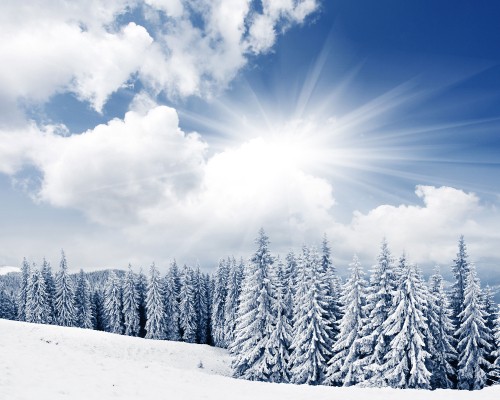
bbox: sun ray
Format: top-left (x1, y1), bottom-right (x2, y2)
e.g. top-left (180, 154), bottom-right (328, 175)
top-left (169, 48), bottom-right (500, 221)
top-left (294, 25), bottom-right (336, 119)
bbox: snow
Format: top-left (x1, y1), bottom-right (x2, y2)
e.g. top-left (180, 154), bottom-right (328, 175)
top-left (1, 319), bottom-right (499, 400)
top-left (0, 266), bottom-right (20, 275)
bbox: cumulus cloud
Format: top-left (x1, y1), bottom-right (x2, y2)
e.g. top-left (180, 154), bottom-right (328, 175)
top-left (330, 185), bottom-right (499, 268)
top-left (132, 136), bottom-right (336, 260)
top-left (4, 102), bottom-right (498, 270)
top-left (0, 106), bottom-right (207, 225)
top-left (0, 1), bottom-right (149, 112)
top-left (246, 0), bottom-right (318, 52)
top-left (1, 105), bottom-right (499, 269)
top-left (0, 0), bottom-right (319, 118)
top-left (139, 0), bottom-right (319, 98)
top-left (0, 112), bottom-right (336, 263)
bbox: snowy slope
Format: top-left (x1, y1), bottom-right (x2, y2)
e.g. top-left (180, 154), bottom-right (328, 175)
top-left (1, 319), bottom-right (499, 400)
top-left (0, 266), bottom-right (20, 275)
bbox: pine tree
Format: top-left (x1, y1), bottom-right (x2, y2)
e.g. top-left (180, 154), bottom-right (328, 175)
top-left (456, 264), bottom-right (491, 390)
top-left (289, 246), bottom-right (333, 385)
top-left (224, 257), bottom-right (244, 346)
top-left (166, 260), bottom-right (182, 339)
top-left (41, 259), bottom-right (56, 324)
top-left (145, 263), bottom-right (167, 340)
top-left (195, 268), bottom-right (210, 344)
top-left (0, 288), bottom-right (17, 320)
top-left (206, 274), bottom-right (214, 343)
top-left (267, 257), bottom-right (292, 383)
top-left (170, 259), bottom-right (181, 303)
top-left (354, 239), bottom-right (396, 384)
top-left (231, 228), bottom-right (275, 381)
top-left (490, 312), bottom-right (500, 385)
top-left (451, 236), bottom-right (470, 330)
top-left (325, 254), bottom-right (367, 386)
top-left (104, 271), bottom-right (123, 334)
top-left (321, 234), bottom-right (342, 347)
top-left (26, 265), bottom-right (51, 324)
top-left (211, 258), bottom-right (229, 347)
top-left (136, 268), bottom-right (148, 337)
top-left (450, 236), bottom-right (473, 387)
top-left (122, 265), bottom-right (140, 336)
top-left (54, 251), bottom-right (76, 327)
top-left (427, 268), bottom-right (456, 389)
top-left (379, 263), bottom-right (431, 389)
top-left (179, 265), bottom-right (197, 343)
top-left (92, 289), bottom-right (106, 331)
top-left (394, 252), bottom-right (408, 287)
top-left (75, 269), bottom-right (94, 329)
top-left (163, 269), bottom-right (181, 341)
top-left (482, 286), bottom-right (498, 385)
top-left (17, 258), bottom-right (30, 321)
top-left (283, 251), bottom-right (298, 323)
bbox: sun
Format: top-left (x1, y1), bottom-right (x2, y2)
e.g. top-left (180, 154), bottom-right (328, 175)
top-left (262, 126), bottom-right (323, 172)
top-left (225, 115), bottom-right (340, 178)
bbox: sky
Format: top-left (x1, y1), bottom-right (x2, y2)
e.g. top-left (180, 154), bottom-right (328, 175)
top-left (0, 0), bottom-right (499, 283)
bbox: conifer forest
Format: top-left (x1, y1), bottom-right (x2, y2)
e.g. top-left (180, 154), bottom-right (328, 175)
top-left (1, 230), bottom-right (499, 391)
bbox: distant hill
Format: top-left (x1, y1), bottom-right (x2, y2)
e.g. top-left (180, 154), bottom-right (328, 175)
top-left (0, 265), bottom-right (20, 275)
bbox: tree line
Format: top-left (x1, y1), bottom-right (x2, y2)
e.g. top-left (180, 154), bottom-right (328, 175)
top-left (0, 231), bottom-right (499, 390)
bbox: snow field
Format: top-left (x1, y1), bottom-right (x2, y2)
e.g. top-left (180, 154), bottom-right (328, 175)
top-left (1, 319), bottom-right (499, 400)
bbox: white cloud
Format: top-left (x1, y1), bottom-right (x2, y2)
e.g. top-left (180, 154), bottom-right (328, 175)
top-left (1, 107), bottom-right (499, 270)
top-left (0, 1), bottom-right (145, 112)
top-left (247, 14), bottom-right (276, 53)
top-left (132, 136), bottom-right (336, 260)
top-left (0, 111), bottom-right (336, 264)
top-left (70, 23), bottom-right (153, 112)
top-left (0, 0), bottom-right (319, 118)
top-left (330, 185), bottom-right (499, 268)
top-left (144, 0), bottom-right (184, 18)
top-left (0, 106), bottom-right (208, 226)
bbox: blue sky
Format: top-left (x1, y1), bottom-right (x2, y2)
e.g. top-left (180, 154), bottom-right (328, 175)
top-left (0, 1), bottom-right (499, 284)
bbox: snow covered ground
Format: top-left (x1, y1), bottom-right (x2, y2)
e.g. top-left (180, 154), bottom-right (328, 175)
top-left (1, 319), bottom-right (498, 400)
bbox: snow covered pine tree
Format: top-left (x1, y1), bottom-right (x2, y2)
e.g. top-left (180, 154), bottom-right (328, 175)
top-left (211, 258), bottom-right (229, 348)
top-left (145, 263), bottom-right (167, 340)
top-left (54, 251), bottom-right (77, 327)
top-left (179, 265), bottom-right (197, 343)
top-left (17, 258), bottom-right (30, 321)
top-left (354, 239), bottom-right (396, 385)
top-left (379, 262), bottom-right (431, 389)
top-left (122, 265), bottom-right (140, 336)
top-left (325, 254), bottom-right (367, 386)
top-left (163, 268), bottom-right (181, 341)
top-left (266, 257), bottom-right (292, 383)
top-left (104, 271), bottom-right (124, 334)
top-left (41, 259), bottom-right (56, 323)
top-left (26, 265), bottom-right (51, 324)
top-left (456, 263), bottom-right (491, 390)
top-left (427, 268), bottom-right (456, 389)
top-left (289, 246), bottom-right (333, 385)
top-left (231, 229), bottom-right (275, 381)
top-left (75, 269), bottom-right (94, 329)
top-left (224, 258), bottom-right (244, 346)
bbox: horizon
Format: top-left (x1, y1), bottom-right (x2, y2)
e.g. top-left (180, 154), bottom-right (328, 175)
top-left (2, 233), bottom-right (498, 299)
